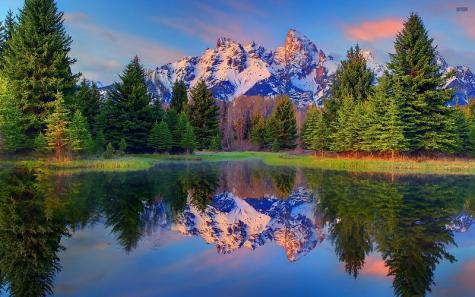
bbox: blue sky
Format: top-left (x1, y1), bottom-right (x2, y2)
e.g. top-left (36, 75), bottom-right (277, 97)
top-left (1, 0), bottom-right (474, 84)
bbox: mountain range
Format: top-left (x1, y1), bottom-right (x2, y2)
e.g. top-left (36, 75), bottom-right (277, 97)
top-left (140, 188), bottom-right (472, 262)
top-left (143, 29), bottom-right (475, 107)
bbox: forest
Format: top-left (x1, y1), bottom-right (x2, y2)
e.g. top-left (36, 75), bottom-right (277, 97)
top-left (1, 0), bottom-right (474, 161)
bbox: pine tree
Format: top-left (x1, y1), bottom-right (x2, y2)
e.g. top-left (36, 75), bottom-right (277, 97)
top-left (188, 79), bottom-right (219, 149)
top-left (74, 79), bottom-right (101, 131)
top-left (331, 44), bottom-right (374, 103)
top-left (118, 138), bottom-right (127, 156)
top-left (181, 122), bottom-right (197, 154)
top-left (149, 121), bottom-right (172, 152)
top-left (452, 107), bottom-right (471, 154)
top-left (104, 56), bottom-right (154, 152)
top-left (33, 132), bottom-right (48, 155)
top-left (103, 142), bottom-right (115, 159)
top-left (268, 95), bottom-right (297, 149)
top-left (209, 133), bottom-right (222, 151)
top-left (332, 96), bottom-right (356, 152)
top-left (1, 0), bottom-right (78, 144)
top-left (303, 107), bottom-right (330, 154)
top-left (174, 112), bottom-right (189, 152)
top-left (302, 107), bottom-right (319, 148)
top-left (3, 10), bottom-right (16, 42)
top-left (378, 97), bottom-right (408, 157)
top-left (387, 13), bottom-right (456, 153)
top-left (170, 80), bottom-right (188, 113)
top-left (165, 109), bottom-right (179, 150)
top-left (68, 110), bottom-right (93, 154)
top-left (249, 114), bottom-right (267, 149)
top-left (44, 93), bottom-right (70, 161)
top-left (0, 77), bottom-right (26, 152)
top-left (93, 129), bottom-right (106, 154)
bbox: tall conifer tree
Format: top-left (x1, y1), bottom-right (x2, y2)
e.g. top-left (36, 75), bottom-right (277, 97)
top-left (387, 13), bottom-right (456, 153)
top-left (170, 80), bottom-right (187, 113)
top-left (1, 0), bottom-right (78, 144)
top-left (188, 79), bottom-right (219, 149)
top-left (104, 56), bottom-right (154, 152)
top-left (268, 95), bottom-right (297, 149)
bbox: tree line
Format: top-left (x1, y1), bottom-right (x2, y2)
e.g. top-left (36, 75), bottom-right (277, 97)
top-left (302, 13), bottom-right (475, 157)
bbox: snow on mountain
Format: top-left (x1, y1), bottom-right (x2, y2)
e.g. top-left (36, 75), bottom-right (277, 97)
top-left (142, 188), bottom-right (324, 262)
top-left (141, 29), bottom-right (475, 107)
top-left (146, 29), bottom-right (333, 107)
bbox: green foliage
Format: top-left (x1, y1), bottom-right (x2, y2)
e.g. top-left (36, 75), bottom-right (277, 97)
top-left (0, 77), bottom-right (26, 152)
top-left (103, 142), bottom-right (115, 159)
top-left (44, 93), bottom-right (70, 160)
top-left (332, 97), bottom-right (356, 152)
top-left (180, 122), bottom-right (197, 154)
top-left (103, 56), bottom-right (154, 153)
top-left (165, 109), bottom-right (179, 150)
top-left (388, 13), bottom-right (456, 153)
top-left (303, 107), bottom-right (330, 152)
top-left (331, 44), bottom-right (374, 103)
top-left (250, 114), bottom-right (267, 149)
top-left (74, 79), bottom-right (101, 131)
top-left (0, 0), bottom-right (78, 143)
top-left (209, 133), bottom-right (222, 151)
top-left (119, 138), bottom-right (127, 153)
top-left (148, 121), bottom-right (172, 152)
top-left (33, 132), bottom-right (48, 155)
top-left (68, 110), bottom-right (93, 154)
top-left (188, 79), bottom-right (219, 149)
top-left (268, 95), bottom-right (297, 150)
top-left (93, 129), bottom-right (106, 154)
top-left (170, 80), bottom-right (188, 113)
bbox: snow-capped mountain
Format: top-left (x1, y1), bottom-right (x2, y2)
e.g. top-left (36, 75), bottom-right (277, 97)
top-left (147, 29), bottom-right (335, 107)
top-left (144, 29), bottom-right (475, 107)
top-left (142, 188), bottom-right (325, 262)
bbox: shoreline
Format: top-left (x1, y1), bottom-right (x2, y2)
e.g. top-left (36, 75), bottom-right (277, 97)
top-left (2, 151), bottom-right (475, 175)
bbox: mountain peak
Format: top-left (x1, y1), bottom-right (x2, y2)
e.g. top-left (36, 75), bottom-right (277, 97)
top-left (216, 37), bottom-right (240, 48)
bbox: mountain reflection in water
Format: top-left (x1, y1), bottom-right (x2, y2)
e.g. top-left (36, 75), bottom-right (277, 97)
top-left (0, 161), bottom-right (474, 297)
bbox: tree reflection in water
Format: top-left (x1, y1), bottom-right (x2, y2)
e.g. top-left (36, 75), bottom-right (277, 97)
top-left (0, 162), bottom-right (473, 297)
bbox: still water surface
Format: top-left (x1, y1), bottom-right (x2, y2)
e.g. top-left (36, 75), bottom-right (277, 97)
top-left (0, 160), bottom-right (474, 297)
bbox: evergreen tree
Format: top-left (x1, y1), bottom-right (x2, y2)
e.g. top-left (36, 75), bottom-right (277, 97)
top-left (188, 80), bottom-right (219, 149)
top-left (170, 80), bottom-right (187, 113)
top-left (93, 129), bottom-right (106, 154)
top-left (68, 110), bottom-right (93, 154)
top-left (268, 95), bottom-right (297, 149)
top-left (103, 142), bottom-right (115, 159)
top-left (33, 132), bottom-right (48, 155)
top-left (3, 10), bottom-right (16, 42)
top-left (249, 114), bottom-right (267, 149)
top-left (332, 97), bottom-right (355, 152)
top-left (180, 122), bottom-right (197, 154)
top-left (331, 44), bottom-right (374, 103)
top-left (118, 138), bottom-right (127, 156)
top-left (378, 97), bottom-right (408, 157)
top-left (303, 107), bottom-right (330, 154)
top-left (148, 121), bottom-right (172, 152)
top-left (174, 112), bottom-right (189, 152)
top-left (74, 79), bottom-right (101, 131)
top-left (452, 107), bottom-right (471, 154)
top-left (0, 77), bottom-right (26, 152)
top-left (165, 109), bottom-right (179, 150)
top-left (209, 133), bottom-right (222, 151)
top-left (44, 93), bottom-right (70, 161)
top-left (387, 13), bottom-right (456, 153)
top-left (1, 0), bottom-right (78, 144)
top-left (104, 56), bottom-right (154, 152)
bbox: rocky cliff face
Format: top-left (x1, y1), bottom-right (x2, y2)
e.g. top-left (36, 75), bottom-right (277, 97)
top-left (144, 29), bottom-right (475, 107)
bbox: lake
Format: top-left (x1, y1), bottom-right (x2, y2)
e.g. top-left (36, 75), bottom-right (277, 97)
top-left (0, 160), bottom-right (474, 297)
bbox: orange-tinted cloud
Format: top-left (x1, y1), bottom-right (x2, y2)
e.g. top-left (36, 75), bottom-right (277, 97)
top-left (360, 256), bottom-right (390, 277)
top-left (458, 261), bottom-right (475, 290)
top-left (344, 18), bottom-right (403, 41)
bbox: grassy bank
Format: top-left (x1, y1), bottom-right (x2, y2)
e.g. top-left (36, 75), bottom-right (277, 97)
top-left (3, 151), bottom-right (475, 174)
top-left (195, 151), bottom-right (475, 175)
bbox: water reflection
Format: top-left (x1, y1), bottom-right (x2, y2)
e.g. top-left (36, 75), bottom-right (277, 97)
top-left (0, 161), bottom-right (474, 297)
